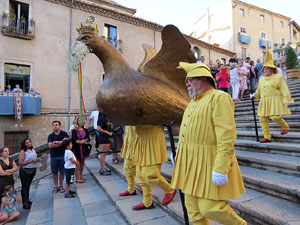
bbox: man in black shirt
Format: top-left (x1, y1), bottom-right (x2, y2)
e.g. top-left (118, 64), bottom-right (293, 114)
top-left (48, 120), bottom-right (69, 194)
top-left (229, 53), bottom-right (238, 64)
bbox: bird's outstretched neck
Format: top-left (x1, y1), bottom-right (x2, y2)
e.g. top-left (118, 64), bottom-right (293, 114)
top-left (91, 37), bottom-right (133, 76)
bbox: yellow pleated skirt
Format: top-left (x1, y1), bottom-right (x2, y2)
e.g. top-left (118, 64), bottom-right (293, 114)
top-left (120, 126), bottom-right (136, 160)
top-left (171, 142), bottom-right (245, 200)
top-left (133, 125), bottom-right (168, 166)
top-left (258, 96), bottom-right (291, 116)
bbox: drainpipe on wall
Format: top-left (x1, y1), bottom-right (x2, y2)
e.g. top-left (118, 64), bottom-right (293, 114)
top-left (67, 0), bottom-right (74, 131)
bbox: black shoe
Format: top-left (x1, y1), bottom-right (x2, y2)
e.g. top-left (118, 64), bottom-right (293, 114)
top-left (64, 193), bottom-right (75, 198)
top-left (26, 199), bottom-right (33, 206)
top-left (99, 170), bottom-right (111, 176)
top-left (69, 190), bottom-right (76, 195)
top-left (23, 203), bottom-right (31, 209)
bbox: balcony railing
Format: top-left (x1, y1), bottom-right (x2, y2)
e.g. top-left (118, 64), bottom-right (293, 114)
top-left (0, 92), bottom-right (42, 115)
top-left (259, 39), bottom-right (272, 49)
top-left (1, 16), bottom-right (35, 40)
top-left (238, 32), bottom-right (251, 44)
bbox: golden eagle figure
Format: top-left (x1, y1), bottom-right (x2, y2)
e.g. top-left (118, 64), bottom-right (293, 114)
top-left (77, 24), bottom-right (196, 125)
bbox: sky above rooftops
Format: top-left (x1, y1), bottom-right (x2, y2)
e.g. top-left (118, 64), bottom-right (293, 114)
top-left (115, 0), bottom-right (300, 35)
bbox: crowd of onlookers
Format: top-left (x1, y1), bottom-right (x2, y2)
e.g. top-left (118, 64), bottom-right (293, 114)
top-left (0, 108), bottom-right (123, 224)
top-left (198, 53), bottom-right (288, 101)
top-left (0, 84), bottom-right (39, 94)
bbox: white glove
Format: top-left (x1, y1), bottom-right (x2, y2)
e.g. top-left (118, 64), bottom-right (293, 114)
top-left (285, 104), bottom-right (288, 107)
top-left (249, 93), bottom-right (256, 99)
top-left (170, 152), bottom-right (175, 165)
top-left (212, 171), bottom-right (228, 185)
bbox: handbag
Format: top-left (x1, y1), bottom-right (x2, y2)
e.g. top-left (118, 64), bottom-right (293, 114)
top-left (83, 144), bottom-right (92, 156)
top-left (23, 167), bottom-right (36, 175)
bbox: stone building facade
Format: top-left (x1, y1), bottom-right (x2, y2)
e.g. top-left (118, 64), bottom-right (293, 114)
top-left (191, 0), bottom-right (300, 61)
top-left (0, 0), bottom-right (234, 153)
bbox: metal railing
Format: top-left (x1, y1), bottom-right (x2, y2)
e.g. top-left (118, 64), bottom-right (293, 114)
top-left (1, 16), bottom-right (35, 38)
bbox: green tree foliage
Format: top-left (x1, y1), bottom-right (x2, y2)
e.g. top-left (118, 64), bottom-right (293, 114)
top-left (285, 47), bottom-right (298, 69)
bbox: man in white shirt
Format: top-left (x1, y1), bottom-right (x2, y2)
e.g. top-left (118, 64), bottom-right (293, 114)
top-left (88, 106), bottom-right (99, 149)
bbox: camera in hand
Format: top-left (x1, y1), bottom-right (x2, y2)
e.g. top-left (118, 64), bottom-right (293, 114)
top-left (8, 189), bottom-right (16, 196)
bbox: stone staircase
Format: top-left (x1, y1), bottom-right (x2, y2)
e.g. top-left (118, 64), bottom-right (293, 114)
top-left (8, 79), bottom-right (300, 225)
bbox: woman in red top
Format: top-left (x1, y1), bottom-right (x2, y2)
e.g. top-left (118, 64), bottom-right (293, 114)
top-left (216, 65), bottom-right (230, 93)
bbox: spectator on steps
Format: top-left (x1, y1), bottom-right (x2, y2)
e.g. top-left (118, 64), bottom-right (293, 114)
top-left (230, 63), bottom-right (240, 102)
top-left (1, 185), bottom-right (21, 224)
top-left (251, 51), bottom-right (294, 143)
top-left (71, 116), bottom-right (91, 183)
top-left (97, 111), bottom-right (112, 176)
top-left (19, 138), bottom-right (40, 209)
top-left (0, 147), bottom-right (18, 198)
top-left (88, 106), bottom-right (100, 150)
top-left (216, 64), bottom-right (230, 93)
top-left (63, 139), bottom-right (79, 198)
top-left (48, 120), bottom-right (69, 194)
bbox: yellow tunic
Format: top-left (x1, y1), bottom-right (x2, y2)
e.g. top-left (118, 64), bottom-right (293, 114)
top-left (120, 126), bottom-right (136, 160)
top-left (133, 125), bottom-right (168, 166)
top-left (171, 89), bottom-right (245, 200)
top-left (255, 74), bottom-right (294, 116)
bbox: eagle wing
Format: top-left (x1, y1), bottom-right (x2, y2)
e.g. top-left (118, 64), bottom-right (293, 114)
top-left (142, 25), bottom-right (196, 100)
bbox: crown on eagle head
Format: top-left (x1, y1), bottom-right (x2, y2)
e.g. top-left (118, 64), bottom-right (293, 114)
top-left (76, 16), bottom-right (99, 35)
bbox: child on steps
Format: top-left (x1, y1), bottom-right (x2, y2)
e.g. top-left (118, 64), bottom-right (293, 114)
top-left (1, 185), bottom-right (21, 224)
top-left (63, 139), bottom-right (79, 198)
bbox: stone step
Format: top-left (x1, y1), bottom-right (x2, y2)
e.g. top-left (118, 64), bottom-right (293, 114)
top-left (235, 114), bottom-right (300, 122)
top-left (234, 139), bottom-right (300, 157)
top-left (234, 110), bottom-right (300, 116)
top-left (165, 149), bottom-right (300, 202)
top-left (75, 172), bottom-right (129, 225)
top-left (239, 166), bottom-right (300, 204)
top-left (103, 154), bottom-right (300, 225)
top-left (236, 121), bottom-right (300, 131)
top-left (84, 156), bottom-right (187, 225)
top-left (8, 182), bottom-right (39, 225)
top-left (53, 183), bottom-right (87, 225)
top-left (235, 150), bottom-right (300, 177)
top-left (26, 177), bottom-right (54, 225)
top-left (236, 130), bottom-right (300, 144)
top-left (234, 102), bottom-right (300, 113)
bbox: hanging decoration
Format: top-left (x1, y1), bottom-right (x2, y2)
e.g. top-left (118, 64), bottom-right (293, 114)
top-left (78, 63), bottom-right (87, 123)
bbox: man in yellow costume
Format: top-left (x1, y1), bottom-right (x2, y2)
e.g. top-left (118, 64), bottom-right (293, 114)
top-left (251, 50), bottom-right (294, 143)
top-left (119, 126), bottom-right (138, 196)
top-left (132, 125), bottom-right (176, 210)
top-left (171, 63), bottom-right (247, 225)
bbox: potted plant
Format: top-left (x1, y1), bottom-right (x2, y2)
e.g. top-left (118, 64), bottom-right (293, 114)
top-left (27, 29), bottom-right (32, 36)
top-left (11, 26), bottom-right (16, 32)
top-left (20, 13), bottom-right (26, 23)
top-left (2, 25), bottom-right (7, 32)
top-left (285, 46), bottom-right (300, 79)
top-left (2, 12), bottom-right (8, 19)
top-left (9, 13), bottom-right (16, 21)
top-left (30, 18), bottom-right (35, 25)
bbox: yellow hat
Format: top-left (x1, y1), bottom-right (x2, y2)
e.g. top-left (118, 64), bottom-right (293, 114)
top-left (261, 50), bottom-right (277, 73)
top-left (177, 62), bottom-right (216, 88)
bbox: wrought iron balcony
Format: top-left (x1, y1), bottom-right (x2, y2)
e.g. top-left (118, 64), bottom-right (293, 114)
top-left (1, 15), bottom-right (35, 40)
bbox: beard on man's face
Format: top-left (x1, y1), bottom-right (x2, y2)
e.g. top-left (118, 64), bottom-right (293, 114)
top-left (187, 87), bottom-right (197, 99)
